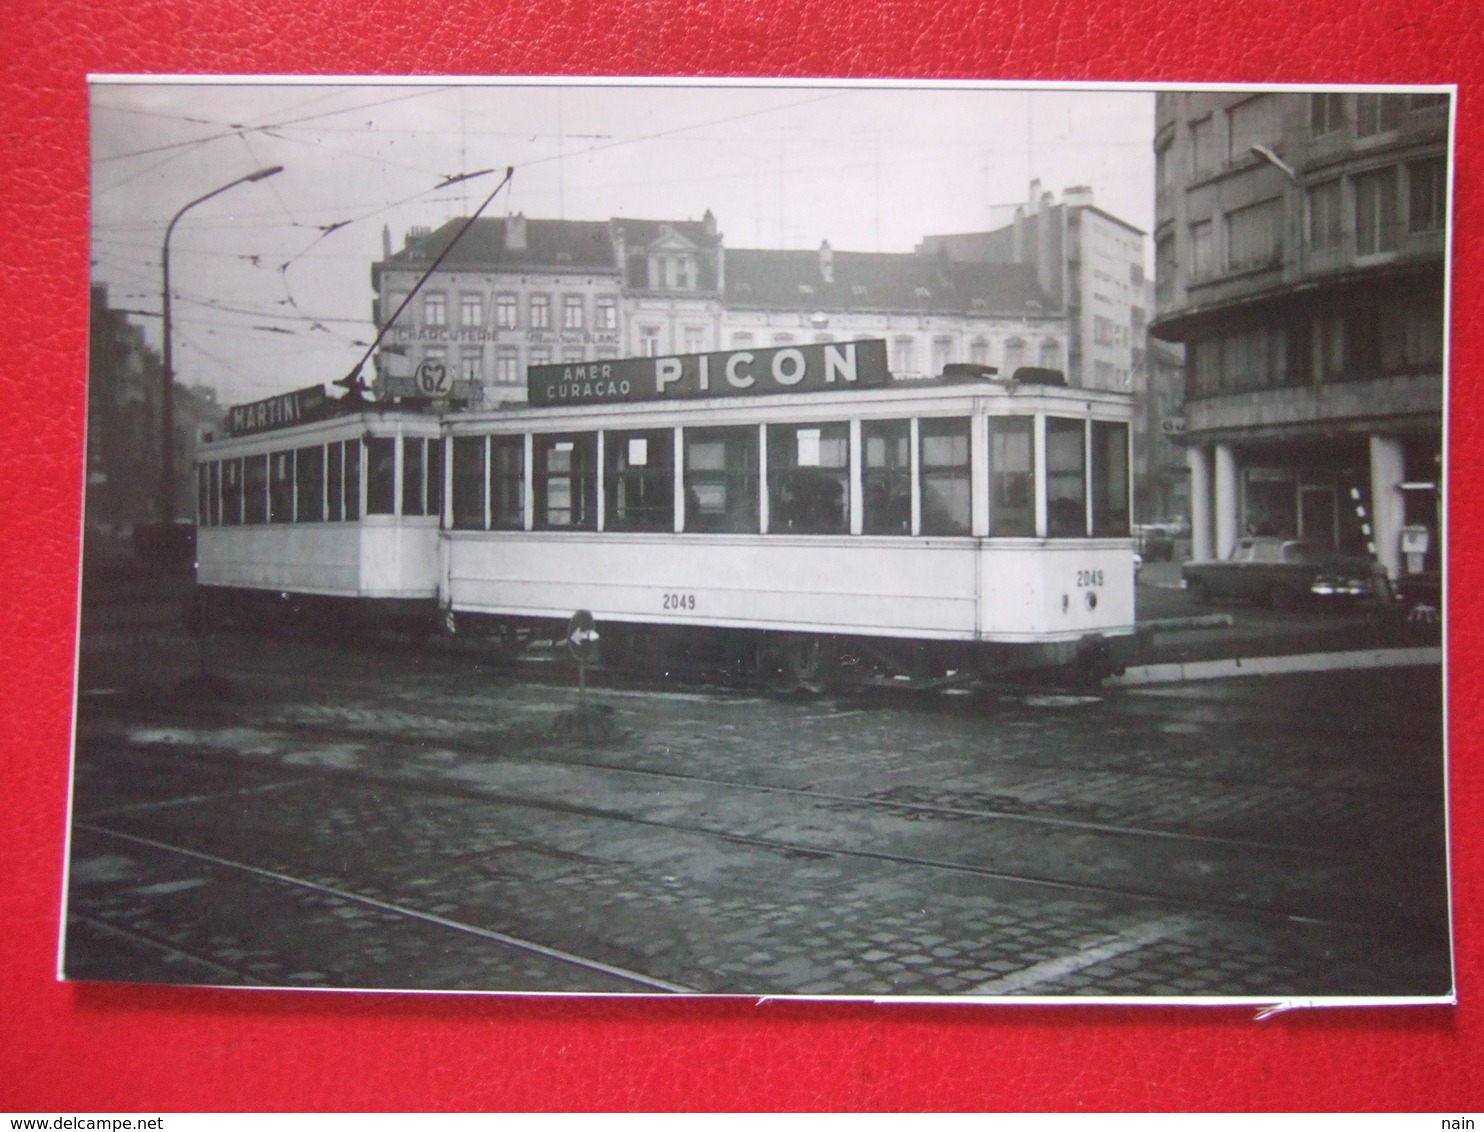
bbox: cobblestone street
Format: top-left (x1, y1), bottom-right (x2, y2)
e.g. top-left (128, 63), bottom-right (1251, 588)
top-left (63, 609), bottom-right (1451, 1001)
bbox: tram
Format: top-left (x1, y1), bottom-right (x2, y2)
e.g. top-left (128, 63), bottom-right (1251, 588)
top-left (439, 339), bottom-right (1138, 687)
top-left (193, 387), bottom-right (443, 631)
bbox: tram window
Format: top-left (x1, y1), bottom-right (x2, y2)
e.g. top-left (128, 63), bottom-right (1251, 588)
top-left (244, 455), bottom-right (268, 524)
top-left (269, 450), bottom-right (295, 524)
top-left (427, 438), bottom-right (444, 519)
top-left (327, 442), bottom-right (343, 522)
top-left (222, 458), bottom-right (243, 526)
top-left (767, 422), bottom-right (848, 534)
top-left (366, 437), bottom-right (396, 515)
top-left (295, 445), bottom-right (324, 522)
top-left (605, 428), bottom-right (673, 532)
top-left (534, 433), bottom-right (597, 530)
top-left (1091, 420), bottom-right (1131, 537)
top-left (1046, 417), bottom-right (1088, 538)
top-left (919, 417), bottom-right (972, 536)
top-left (988, 417), bottom-right (1035, 537)
top-left (402, 437), bottom-right (426, 516)
top-left (863, 419), bottom-right (911, 535)
top-left (208, 460), bottom-right (221, 527)
top-left (344, 439), bottom-right (361, 521)
top-left (684, 426), bottom-right (758, 533)
top-left (197, 465), bottom-right (210, 526)
top-left (451, 435), bottom-right (487, 529)
top-left (490, 436), bottom-right (525, 529)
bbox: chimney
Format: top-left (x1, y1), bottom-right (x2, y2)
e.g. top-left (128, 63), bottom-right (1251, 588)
top-left (1063, 184), bottom-right (1095, 209)
top-left (613, 225), bottom-right (627, 277)
top-left (382, 225), bottom-right (392, 260)
top-left (506, 212), bottom-right (527, 251)
top-left (716, 244), bottom-right (725, 293)
top-left (1028, 179), bottom-right (1044, 212)
top-left (818, 240), bottom-right (834, 284)
top-left (703, 208), bottom-right (717, 237)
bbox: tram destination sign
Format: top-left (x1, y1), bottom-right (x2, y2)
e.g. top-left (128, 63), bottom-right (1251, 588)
top-left (226, 384), bottom-right (328, 437)
top-left (527, 338), bottom-right (889, 407)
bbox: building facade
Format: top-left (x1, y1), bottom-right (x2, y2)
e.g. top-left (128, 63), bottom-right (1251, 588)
top-left (1150, 90), bottom-right (1448, 579)
top-left (370, 214), bottom-right (1064, 402)
top-left (720, 242), bottom-right (1063, 378)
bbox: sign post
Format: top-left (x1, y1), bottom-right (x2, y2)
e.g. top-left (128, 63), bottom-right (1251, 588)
top-left (553, 610), bottom-right (616, 742)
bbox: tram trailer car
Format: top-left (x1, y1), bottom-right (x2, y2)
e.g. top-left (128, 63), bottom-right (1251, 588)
top-left (440, 339), bottom-right (1138, 688)
top-left (194, 390), bottom-right (444, 633)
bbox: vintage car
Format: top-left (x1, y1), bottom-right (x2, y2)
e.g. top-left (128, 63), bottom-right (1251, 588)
top-left (1181, 537), bottom-right (1389, 609)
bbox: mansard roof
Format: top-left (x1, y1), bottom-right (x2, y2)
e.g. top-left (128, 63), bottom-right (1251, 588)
top-left (723, 248), bottom-right (1058, 316)
top-left (377, 217), bottom-right (620, 277)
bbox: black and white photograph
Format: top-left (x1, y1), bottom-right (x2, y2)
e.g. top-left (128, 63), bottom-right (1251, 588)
top-left (69, 78), bottom-right (1451, 1002)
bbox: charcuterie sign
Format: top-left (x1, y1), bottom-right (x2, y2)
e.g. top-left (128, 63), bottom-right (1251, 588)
top-left (528, 338), bottom-right (889, 407)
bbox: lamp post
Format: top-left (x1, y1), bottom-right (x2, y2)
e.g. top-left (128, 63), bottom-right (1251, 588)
top-left (159, 165), bottom-right (283, 525)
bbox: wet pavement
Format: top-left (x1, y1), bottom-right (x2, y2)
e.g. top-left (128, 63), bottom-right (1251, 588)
top-left (63, 583), bottom-right (1452, 1000)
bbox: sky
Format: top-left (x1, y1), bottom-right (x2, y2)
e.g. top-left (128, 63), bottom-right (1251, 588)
top-left (90, 79), bottom-right (1157, 407)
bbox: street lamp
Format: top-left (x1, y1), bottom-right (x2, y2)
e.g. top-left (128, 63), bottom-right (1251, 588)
top-left (159, 164), bottom-right (284, 525)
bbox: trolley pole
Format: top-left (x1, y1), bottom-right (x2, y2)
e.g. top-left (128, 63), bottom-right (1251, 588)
top-left (159, 165), bottom-right (283, 526)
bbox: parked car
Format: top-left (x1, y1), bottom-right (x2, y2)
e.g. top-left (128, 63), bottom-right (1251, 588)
top-left (1181, 537), bottom-right (1390, 609)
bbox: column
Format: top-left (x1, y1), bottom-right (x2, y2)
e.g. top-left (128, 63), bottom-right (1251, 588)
top-left (1369, 434), bottom-right (1406, 579)
top-left (1187, 444), bottom-right (1213, 562)
top-left (1214, 443), bottom-right (1239, 560)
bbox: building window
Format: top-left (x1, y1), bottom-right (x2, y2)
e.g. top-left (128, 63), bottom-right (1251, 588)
top-left (423, 292), bottom-right (447, 327)
top-left (862, 419), bottom-right (910, 535)
top-left (530, 294), bottom-right (551, 329)
top-left (495, 293), bottom-right (518, 329)
top-left (460, 293), bottom-right (483, 327)
top-left (1380, 298), bottom-right (1444, 375)
top-left (988, 417), bottom-right (1035, 537)
top-left (919, 417), bottom-right (971, 536)
top-left (1190, 116), bottom-right (1217, 178)
top-left (490, 436), bottom-right (524, 529)
top-left (605, 429), bottom-right (674, 532)
top-left (1046, 418), bottom-right (1088, 538)
top-left (494, 348), bottom-right (520, 385)
top-left (533, 434), bottom-right (596, 530)
top-left (1226, 199), bottom-right (1282, 271)
top-left (451, 435), bottom-right (486, 530)
top-left (528, 346), bottom-right (551, 368)
top-left (1039, 339), bottom-right (1060, 370)
top-left (1003, 337), bottom-right (1027, 375)
top-left (969, 338), bottom-right (990, 367)
top-left (1228, 95), bottom-right (1277, 162)
top-left (1409, 158), bottom-right (1447, 233)
top-left (931, 337), bottom-right (953, 376)
top-left (1307, 180), bottom-right (1343, 249)
top-left (683, 326), bottom-right (706, 354)
top-left (562, 294), bottom-right (584, 330)
top-left (596, 296), bottom-right (618, 330)
top-left (772, 332), bottom-right (795, 346)
top-left (732, 331), bottom-right (755, 348)
top-left (892, 336), bottom-right (915, 374)
top-left (767, 422), bottom-right (849, 535)
top-left (1355, 166), bottom-right (1400, 255)
top-left (1190, 220), bottom-right (1215, 279)
top-left (684, 426), bottom-right (758, 533)
top-left (1356, 93), bottom-right (1405, 137)
top-left (639, 327), bottom-right (660, 357)
top-left (1311, 93), bottom-right (1346, 136)
top-left (384, 292), bottom-right (410, 326)
top-left (460, 349), bottom-right (483, 382)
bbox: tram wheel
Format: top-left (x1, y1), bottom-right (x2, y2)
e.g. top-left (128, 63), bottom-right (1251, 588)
top-left (776, 633), bottom-right (838, 693)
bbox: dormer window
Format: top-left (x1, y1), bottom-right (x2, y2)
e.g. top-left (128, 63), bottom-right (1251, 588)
top-left (851, 284), bottom-right (868, 297)
top-left (798, 283), bottom-right (814, 295)
top-left (914, 286), bottom-right (932, 299)
top-left (648, 253), bottom-right (696, 290)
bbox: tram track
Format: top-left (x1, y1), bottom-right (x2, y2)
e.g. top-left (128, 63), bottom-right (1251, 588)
top-left (71, 821), bottom-right (695, 993)
top-left (76, 731), bottom-right (1418, 938)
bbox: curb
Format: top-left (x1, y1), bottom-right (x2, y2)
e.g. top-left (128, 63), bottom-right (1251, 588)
top-left (1109, 645), bottom-right (1442, 687)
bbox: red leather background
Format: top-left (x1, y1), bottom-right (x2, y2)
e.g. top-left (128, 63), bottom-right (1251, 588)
top-left (3, 0), bottom-right (1481, 1111)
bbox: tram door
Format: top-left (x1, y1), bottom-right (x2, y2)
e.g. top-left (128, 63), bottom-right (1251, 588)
top-left (1299, 485), bottom-right (1337, 550)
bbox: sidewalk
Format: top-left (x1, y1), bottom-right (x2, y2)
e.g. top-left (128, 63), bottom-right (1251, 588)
top-left (1120, 560), bottom-right (1442, 685)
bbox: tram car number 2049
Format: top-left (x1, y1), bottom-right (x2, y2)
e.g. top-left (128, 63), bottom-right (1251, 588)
top-left (662, 592), bottom-right (698, 611)
top-left (1076, 569), bottom-right (1106, 588)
